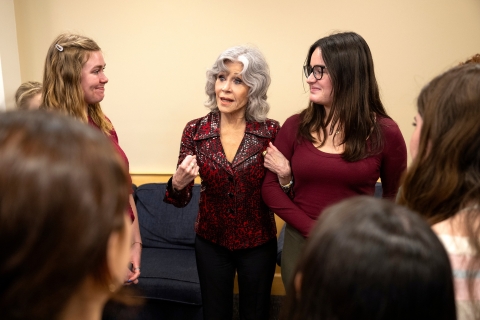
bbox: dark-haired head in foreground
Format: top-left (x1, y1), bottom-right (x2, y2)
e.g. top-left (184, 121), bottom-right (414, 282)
top-left (0, 110), bottom-right (132, 320)
top-left (281, 196), bottom-right (456, 320)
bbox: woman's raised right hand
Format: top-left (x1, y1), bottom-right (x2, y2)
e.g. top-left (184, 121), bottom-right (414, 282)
top-left (172, 155), bottom-right (199, 191)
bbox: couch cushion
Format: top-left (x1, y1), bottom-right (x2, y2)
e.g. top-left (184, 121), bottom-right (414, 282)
top-left (135, 183), bottom-right (200, 250)
top-left (135, 247), bottom-right (202, 305)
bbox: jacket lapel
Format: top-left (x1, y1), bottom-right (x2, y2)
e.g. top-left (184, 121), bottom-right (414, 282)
top-left (194, 112), bottom-right (274, 172)
top-left (194, 112), bottom-right (233, 175)
top-left (231, 120), bottom-right (272, 168)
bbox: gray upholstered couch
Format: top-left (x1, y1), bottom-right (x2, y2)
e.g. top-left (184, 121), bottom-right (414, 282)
top-left (103, 183), bottom-right (203, 320)
top-left (134, 182), bottom-right (202, 319)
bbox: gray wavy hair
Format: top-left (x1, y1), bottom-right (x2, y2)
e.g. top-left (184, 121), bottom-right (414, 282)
top-left (204, 45), bottom-right (271, 122)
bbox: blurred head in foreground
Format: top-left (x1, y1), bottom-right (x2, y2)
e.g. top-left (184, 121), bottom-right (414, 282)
top-left (0, 110), bottom-right (132, 320)
top-left (281, 196), bottom-right (456, 320)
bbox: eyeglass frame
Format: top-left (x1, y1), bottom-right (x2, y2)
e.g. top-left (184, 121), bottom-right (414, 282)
top-left (303, 65), bottom-right (327, 81)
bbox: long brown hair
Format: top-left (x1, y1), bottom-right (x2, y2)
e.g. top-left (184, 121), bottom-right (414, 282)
top-left (299, 32), bottom-right (389, 162)
top-left (398, 64), bottom-right (480, 223)
top-left (398, 63), bottom-right (480, 316)
top-left (0, 110), bottom-right (130, 320)
top-left (41, 33), bottom-right (113, 134)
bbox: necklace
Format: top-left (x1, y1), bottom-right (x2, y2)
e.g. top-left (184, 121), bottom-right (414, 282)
top-left (314, 129), bottom-right (342, 149)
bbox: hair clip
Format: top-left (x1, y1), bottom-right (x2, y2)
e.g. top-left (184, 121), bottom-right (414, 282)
top-left (55, 44), bottom-right (64, 52)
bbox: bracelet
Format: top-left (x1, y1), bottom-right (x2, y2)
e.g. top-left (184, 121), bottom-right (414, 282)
top-left (280, 179), bottom-right (293, 191)
top-left (132, 241), bottom-right (143, 247)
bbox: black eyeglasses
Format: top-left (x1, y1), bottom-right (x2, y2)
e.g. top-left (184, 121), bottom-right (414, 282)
top-left (303, 65), bottom-right (327, 80)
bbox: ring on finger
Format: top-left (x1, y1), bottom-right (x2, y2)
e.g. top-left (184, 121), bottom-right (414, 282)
top-left (262, 150), bottom-right (267, 157)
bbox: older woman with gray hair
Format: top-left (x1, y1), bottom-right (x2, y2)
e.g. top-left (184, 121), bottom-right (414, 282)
top-left (164, 45), bottom-right (280, 319)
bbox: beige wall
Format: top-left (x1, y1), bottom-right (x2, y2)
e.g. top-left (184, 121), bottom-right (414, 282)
top-left (1, 0), bottom-right (22, 110)
top-left (11, 0), bottom-right (480, 173)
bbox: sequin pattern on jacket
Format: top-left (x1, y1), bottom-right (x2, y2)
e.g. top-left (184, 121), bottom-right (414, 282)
top-left (164, 112), bottom-right (280, 250)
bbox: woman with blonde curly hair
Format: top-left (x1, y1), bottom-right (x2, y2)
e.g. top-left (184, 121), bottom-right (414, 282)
top-left (41, 33), bottom-right (142, 285)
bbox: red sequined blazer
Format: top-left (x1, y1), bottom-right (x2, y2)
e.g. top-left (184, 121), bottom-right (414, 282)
top-left (164, 111), bottom-right (280, 250)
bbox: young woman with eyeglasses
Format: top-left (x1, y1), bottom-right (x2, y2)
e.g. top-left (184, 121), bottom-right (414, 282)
top-left (262, 32), bottom-right (407, 290)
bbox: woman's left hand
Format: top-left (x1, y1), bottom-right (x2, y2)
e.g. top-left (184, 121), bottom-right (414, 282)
top-left (263, 142), bottom-right (292, 185)
top-left (124, 242), bottom-right (142, 285)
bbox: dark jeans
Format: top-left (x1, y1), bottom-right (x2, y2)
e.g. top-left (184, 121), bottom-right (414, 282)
top-left (195, 235), bottom-right (277, 320)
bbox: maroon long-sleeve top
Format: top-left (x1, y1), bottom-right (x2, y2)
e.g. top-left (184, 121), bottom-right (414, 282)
top-left (262, 114), bottom-right (407, 237)
top-left (164, 111), bottom-right (280, 250)
top-left (88, 116), bottom-right (134, 221)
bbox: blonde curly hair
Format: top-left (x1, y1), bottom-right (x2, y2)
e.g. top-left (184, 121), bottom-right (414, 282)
top-left (42, 33), bottom-right (112, 135)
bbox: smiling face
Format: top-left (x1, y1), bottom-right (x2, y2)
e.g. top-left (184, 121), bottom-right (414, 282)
top-left (410, 112), bottom-right (423, 161)
top-left (215, 60), bottom-right (249, 118)
top-left (81, 51), bottom-right (108, 104)
top-left (306, 48), bottom-right (333, 109)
